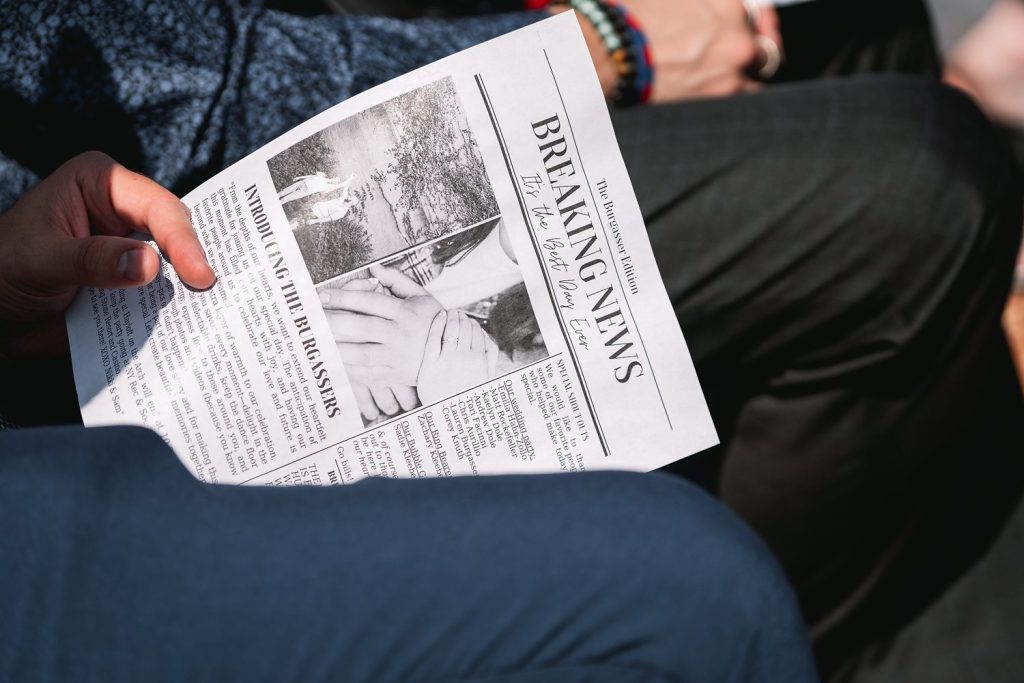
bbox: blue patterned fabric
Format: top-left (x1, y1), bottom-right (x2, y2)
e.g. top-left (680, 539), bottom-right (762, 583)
top-left (0, 0), bottom-right (538, 210)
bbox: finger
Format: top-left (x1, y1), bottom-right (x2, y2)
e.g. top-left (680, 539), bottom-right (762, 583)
top-left (50, 235), bottom-right (162, 289)
top-left (318, 289), bottom-right (404, 320)
top-left (754, 6), bottom-right (783, 51)
top-left (440, 311), bottom-right (462, 350)
top-left (720, 28), bottom-right (759, 71)
top-left (336, 342), bottom-right (388, 367)
top-left (325, 310), bottom-right (394, 343)
top-left (68, 152), bottom-right (216, 289)
top-left (741, 79), bottom-right (763, 93)
top-left (698, 71), bottom-right (757, 98)
top-left (369, 385), bottom-right (402, 417)
top-left (423, 309), bottom-right (447, 363)
top-left (343, 364), bottom-right (395, 386)
top-left (470, 317), bottom-right (485, 351)
top-left (485, 335), bottom-right (500, 378)
top-left (339, 277), bottom-right (381, 293)
top-left (369, 263), bottom-right (427, 299)
top-left (391, 385), bottom-right (420, 412)
top-left (457, 312), bottom-right (475, 351)
top-left (351, 382), bottom-right (381, 422)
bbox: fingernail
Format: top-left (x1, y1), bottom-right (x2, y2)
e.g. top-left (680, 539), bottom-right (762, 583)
top-left (195, 267), bottom-right (217, 291)
top-left (181, 201), bottom-right (215, 277)
top-left (319, 291), bottom-right (331, 305)
top-left (195, 236), bottom-right (211, 265)
top-left (117, 248), bottom-right (147, 282)
top-left (197, 243), bottom-right (215, 283)
top-left (438, 310), bottom-right (447, 320)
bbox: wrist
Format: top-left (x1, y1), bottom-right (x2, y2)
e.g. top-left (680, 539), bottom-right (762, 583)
top-left (546, 5), bottom-right (620, 96)
top-left (542, 1), bottom-right (653, 106)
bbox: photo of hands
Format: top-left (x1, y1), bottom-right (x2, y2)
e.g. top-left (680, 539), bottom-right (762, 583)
top-left (317, 218), bottom-right (549, 426)
top-left (266, 77), bottom-right (501, 285)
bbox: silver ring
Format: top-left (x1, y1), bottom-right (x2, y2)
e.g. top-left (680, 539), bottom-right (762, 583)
top-left (755, 35), bottom-right (782, 80)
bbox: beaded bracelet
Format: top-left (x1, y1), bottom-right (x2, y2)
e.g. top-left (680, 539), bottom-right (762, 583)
top-left (568, 0), bottom-right (653, 106)
top-left (607, 2), bottom-right (653, 106)
top-left (529, 0), bottom-right (654, 106)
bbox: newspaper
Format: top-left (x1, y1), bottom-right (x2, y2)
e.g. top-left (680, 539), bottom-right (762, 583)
top-left (66, 13), bottom-right (717, 486)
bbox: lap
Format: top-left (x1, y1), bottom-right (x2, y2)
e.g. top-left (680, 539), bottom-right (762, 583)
top-left (616, 76), bottom-right (1018, 381)
top-left (0, 425), bottom-right (816, 683)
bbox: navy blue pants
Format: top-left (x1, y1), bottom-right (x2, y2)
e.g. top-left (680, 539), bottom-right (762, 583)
top-left (0, 426), bottom-right (817, 682)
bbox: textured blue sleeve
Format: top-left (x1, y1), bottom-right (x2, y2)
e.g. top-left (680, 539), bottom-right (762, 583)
top-left (0, 0), bottom-right (541, 211)
top-left (0, 154), bottom-right (39, 211)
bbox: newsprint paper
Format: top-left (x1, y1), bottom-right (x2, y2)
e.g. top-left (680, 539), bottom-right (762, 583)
top-left (67, 13), bottom-right (717, 486)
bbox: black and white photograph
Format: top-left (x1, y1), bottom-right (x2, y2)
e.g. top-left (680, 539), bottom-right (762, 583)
top-left (317, 218), bottom-right (549, 426)
top-left (267, 77), bottom-right (500, 284)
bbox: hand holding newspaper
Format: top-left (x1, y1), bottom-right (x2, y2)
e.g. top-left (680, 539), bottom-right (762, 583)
top-left (67, 13), bottom-right (717, 486)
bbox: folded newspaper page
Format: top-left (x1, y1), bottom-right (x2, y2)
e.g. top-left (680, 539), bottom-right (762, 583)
top-left (67, 13), bottom-right (717, 486)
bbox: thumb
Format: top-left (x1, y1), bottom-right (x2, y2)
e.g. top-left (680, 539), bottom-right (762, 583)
top-left (51, 236), bottom-right (160, 290)
top-left (369, 263), bottom-right (426, 299)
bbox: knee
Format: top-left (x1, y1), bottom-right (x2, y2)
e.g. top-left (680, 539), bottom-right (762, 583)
top-left (502, 471), bottom-right (801, 614)
top-left (941, 85), bottom-right (1023, 263)
top-left (558, 473), bottom-right (813, 675)
top-left (912, 82), bottom-right (1023, 322)
top-left (601, 472), bottom-right (799, 609)
top-left (796, 77), bottom-right (1022, 330)
top-left (915, 79), bottom-right (1021, 231)
top-left (852, 78), bottom-right (1021, 261)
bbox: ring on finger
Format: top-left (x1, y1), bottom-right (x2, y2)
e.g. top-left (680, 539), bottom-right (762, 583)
top-left (755, 34), bottom-right (782, 80)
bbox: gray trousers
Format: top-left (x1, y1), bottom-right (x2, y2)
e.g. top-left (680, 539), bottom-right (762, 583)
top-left (614, 77), bottom-right (1024, 674)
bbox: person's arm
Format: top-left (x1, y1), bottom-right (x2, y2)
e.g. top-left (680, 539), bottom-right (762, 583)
top-left (0, 0), bottom-right (772, 213)
top-left (0, 0), bottom-right (543, 211)
top-left (0, 154), bottom-right (40, 214)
